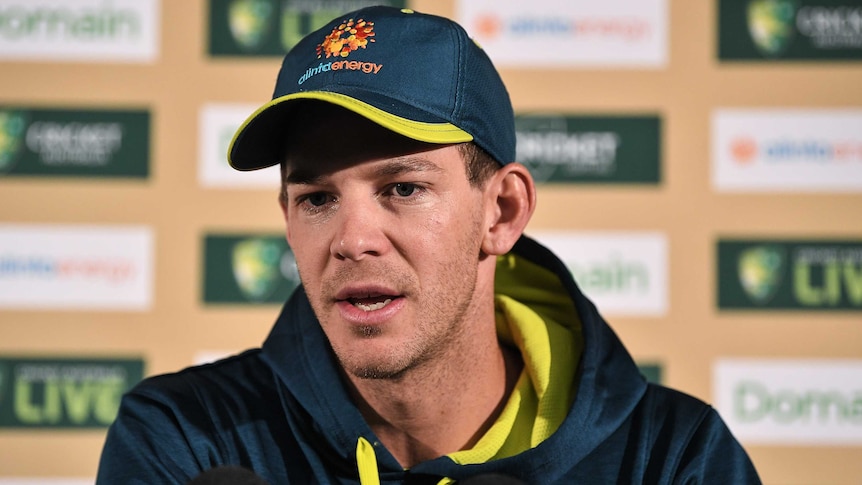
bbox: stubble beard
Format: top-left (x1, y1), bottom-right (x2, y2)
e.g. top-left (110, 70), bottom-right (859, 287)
top-left (350, 263), bottom-right (478, 381)
top-left (335, 236), bottom-right (480, 381)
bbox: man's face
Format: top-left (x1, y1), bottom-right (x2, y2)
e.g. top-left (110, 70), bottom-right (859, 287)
top-left (281, 106), bottom-right (490, 380)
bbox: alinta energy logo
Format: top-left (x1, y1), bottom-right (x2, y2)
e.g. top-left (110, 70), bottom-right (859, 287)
top-left (0, 110), bottom-right (27, 173)
top-left (728, 136), bottom-right (862, 165)
top-left (232, 237), bottom-right (299, 302)
top-left (298, 16), bottom-right (381, 85)
top-left (747, 0), bottom-right (798, 57)
top-left (0, 254), bottom-right (137, 284)
top-left (738, 245), bottom-right (786, 304)
top-left (471, 13), bottom-right (650, 43)
top-left (228, 0), bottom-right (275, 51)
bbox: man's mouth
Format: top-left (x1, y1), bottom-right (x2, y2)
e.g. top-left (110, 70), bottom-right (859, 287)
top-left (348, 296), bottom-right (395, 312)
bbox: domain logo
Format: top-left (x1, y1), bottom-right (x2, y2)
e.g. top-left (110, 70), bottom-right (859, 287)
top-left (316, 17), bottom-right (376, 59)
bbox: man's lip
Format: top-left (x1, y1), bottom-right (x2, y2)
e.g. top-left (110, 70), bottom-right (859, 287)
top-left (334, 285), bottom-right (402, 301)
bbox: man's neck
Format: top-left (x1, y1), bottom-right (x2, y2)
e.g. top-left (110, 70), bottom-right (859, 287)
top-left (346, 333), bottom-right (522, 468)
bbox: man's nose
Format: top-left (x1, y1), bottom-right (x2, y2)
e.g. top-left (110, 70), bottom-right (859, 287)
top-left (329, 198), bottom-right (388, 261)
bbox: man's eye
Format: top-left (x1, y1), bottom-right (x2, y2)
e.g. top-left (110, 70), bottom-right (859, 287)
top-left (305, 193), bottom-right (329, 206)
top-left (393, 183), bottom-right (416, 197)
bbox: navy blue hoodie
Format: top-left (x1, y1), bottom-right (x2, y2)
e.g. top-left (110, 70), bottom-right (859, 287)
top-left (96, 236), bottom-right (760, 484)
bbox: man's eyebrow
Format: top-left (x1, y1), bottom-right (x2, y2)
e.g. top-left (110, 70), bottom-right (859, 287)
top-left (285, 170), bottom-right (324, 186)
top-left (285, 156), bottom-right (445, 185)
top-left (373, 156), bottom-right (445, 178)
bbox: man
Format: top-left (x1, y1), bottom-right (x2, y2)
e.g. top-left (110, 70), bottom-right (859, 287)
top-left (97, 6), bottom-right (760, 484)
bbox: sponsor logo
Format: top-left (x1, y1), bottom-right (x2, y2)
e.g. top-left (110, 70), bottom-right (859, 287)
top-left (747, 0), bottom-right (798, 57)
top-left (457, 0), bottom-right (667, 68)
top-left (718, 239), bottom-right (862, 310)
top-left (0, 110), bottom-right (27, 172)
top-left (228, 0), bottom-right (275, 51)
top-left (728, 137), bottom-right (862, 165)
top-left (515, 114), bottom-right (661, 184)
top-left (316, 16), bottom-right (374, 57)
top-left (473, 13), bottom-right (651, 43)
top-left (0, 0), bottom-right (159, 63)
top-left (204, 234), bottom-right (300, 304)
top-left (719, 0), bottom-right (862, 60)
top-left (232, 237), bottom-right (298, 301)
top-left (0, 225), bottom-right (153, 310)
top-left (25, 120), bottom-right (123, 167)
top-left (0, 107), bottom-right (149, 178)
top-left (530, 232), bottom-right (667, 316)
top-left (209, 0), bottom-right (406, 57)
top-left (796, 4), bottom-right (862, 49)
top-left (297, 15), bottom-right (381, 84)
top-left (715, 359), bottom-right (862, 445)
top-left (198, 103), bottom-right (279, 188)
top-left (738, 244), bottom-right (786, 304)
top-left (712, 109), bottom-right (862, 192)
top-left (0, 357), bottom-right (144, 429)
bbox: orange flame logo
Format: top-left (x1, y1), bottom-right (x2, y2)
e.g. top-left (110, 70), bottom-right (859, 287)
top-left (316, 18), bottom-right (375, 59)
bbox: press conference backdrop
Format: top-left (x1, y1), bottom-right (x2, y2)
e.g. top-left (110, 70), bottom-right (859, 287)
top-left (1, 0), bottom-right (860, 483)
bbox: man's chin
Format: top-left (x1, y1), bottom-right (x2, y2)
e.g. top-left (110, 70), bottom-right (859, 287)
top-left (340, 353), bottom-right (414, 381)
top-left (352, 365), bottom-right (407, 380)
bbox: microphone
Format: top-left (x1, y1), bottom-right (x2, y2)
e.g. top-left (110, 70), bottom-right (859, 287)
top-left (186, 465), bottom-right (270, 485)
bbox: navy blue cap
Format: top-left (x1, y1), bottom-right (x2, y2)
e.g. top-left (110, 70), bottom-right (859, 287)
top-left (228, 6), bottom-right (515, 170)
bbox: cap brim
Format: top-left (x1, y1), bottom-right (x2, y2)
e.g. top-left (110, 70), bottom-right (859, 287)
top-left (228, 91), bottom-right (474, 171)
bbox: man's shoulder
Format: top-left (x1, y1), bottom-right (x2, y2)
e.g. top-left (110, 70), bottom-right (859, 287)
top-left (631, 382), bottom-right (746, 456)
top-left (128, 348), bottom-right (276, 408)
top-left (637, 382), bottom-right (718, 428)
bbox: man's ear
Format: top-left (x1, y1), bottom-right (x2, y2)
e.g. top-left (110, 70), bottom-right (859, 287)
top-left (481, 162), bottom-right (536, 256)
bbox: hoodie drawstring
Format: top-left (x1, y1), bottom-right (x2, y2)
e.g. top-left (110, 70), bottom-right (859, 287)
top-left (356, 437), bottom-right (455, 485)
top-left (356, 437), bottom-right (380, 485)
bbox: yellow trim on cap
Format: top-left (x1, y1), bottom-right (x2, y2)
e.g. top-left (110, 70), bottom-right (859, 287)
top-left (228, 91), bottom-right (473, 169)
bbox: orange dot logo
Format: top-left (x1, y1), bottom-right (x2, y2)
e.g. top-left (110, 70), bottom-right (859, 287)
top-left (316, 18), bottom-right (375, 59)
top-left (730, 137), bottom-right (758, 164)
top-left (474, 14), bottom-right (502, 39)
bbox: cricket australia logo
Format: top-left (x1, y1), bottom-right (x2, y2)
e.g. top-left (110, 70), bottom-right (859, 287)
top-left (738, 245), bottom-right (786, 304)
top-left (0, 110), bottom-right (27, 173)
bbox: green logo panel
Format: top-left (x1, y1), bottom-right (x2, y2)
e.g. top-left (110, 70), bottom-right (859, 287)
top-left (208, 0), bottom-right (407, 57)
top-left (637, 363), bottom-right (663, 384)
top-left (0, 357), bottom-right (144, 429)
top-left (0, 107), bottom-right (150, 178)
top-left (203, 233), bottom-right (301, 304)
top-left (718, 239), bottom-right (862, 310)
top-left (718, 0), bottom-right (862, 61)
top-left (514, 115), bottom-right (661, 185)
